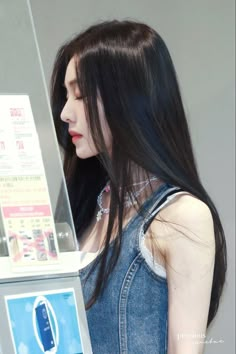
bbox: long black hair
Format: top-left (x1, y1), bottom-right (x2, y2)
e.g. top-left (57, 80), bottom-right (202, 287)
top-left (50, 20), bottom-right (227, 327)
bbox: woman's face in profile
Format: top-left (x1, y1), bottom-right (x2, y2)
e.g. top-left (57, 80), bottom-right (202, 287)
top-left (60, 57), bottom-right (112, 159)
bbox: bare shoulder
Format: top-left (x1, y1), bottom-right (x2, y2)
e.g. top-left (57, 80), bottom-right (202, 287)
top-left (149, 192), bottom-right (215, 256)
top-left (158, 192), bottom-right (212, 218)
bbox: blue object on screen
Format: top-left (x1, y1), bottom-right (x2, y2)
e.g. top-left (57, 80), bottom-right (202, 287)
top-left (35, 302), bottom-right (55, 351)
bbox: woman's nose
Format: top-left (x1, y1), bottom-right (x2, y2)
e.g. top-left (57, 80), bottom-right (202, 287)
top-left (60, 101), bottom-right (75, 123)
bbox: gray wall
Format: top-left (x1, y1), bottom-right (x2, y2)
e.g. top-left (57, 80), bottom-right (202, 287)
top-left (29, 1), bottom-right (235, 353)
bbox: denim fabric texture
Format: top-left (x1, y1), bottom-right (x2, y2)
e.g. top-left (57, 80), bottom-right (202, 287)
top-left (79, 183), bottom-right (182, 354)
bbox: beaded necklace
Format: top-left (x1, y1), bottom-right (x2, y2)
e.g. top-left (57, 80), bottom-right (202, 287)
top-left (96, 176), bottom-right (158, 222)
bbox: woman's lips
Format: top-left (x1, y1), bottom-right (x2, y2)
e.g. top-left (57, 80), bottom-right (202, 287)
top-left (69, 131), bottom-right (83, 144)
top-left (72, 134), bottom-right (83, 143)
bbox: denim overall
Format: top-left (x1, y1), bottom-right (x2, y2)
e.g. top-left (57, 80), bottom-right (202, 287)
top-left (79, 183), bottom-right (183, 354)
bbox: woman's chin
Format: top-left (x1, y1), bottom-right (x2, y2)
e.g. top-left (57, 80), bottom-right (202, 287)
top-left (75, 147), bottom-right (97, 159)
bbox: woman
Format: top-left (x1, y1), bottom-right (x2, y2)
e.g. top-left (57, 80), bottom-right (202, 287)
top-left (50, 20), bottom-right (227, 354)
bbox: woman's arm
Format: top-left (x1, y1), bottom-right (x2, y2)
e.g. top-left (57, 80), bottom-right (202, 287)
top-left (150, 194), bottom-right (215, 354)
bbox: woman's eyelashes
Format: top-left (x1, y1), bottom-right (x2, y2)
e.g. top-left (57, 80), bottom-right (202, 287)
top-left (65, 92), bottom-right (83, 101)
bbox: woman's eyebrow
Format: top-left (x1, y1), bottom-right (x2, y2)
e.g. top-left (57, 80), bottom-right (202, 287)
top-left (63, 79), bottom-right (78, 89)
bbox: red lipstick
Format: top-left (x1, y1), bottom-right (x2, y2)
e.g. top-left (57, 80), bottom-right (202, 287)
top-left (69, 130), bottom-right (83, 143)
